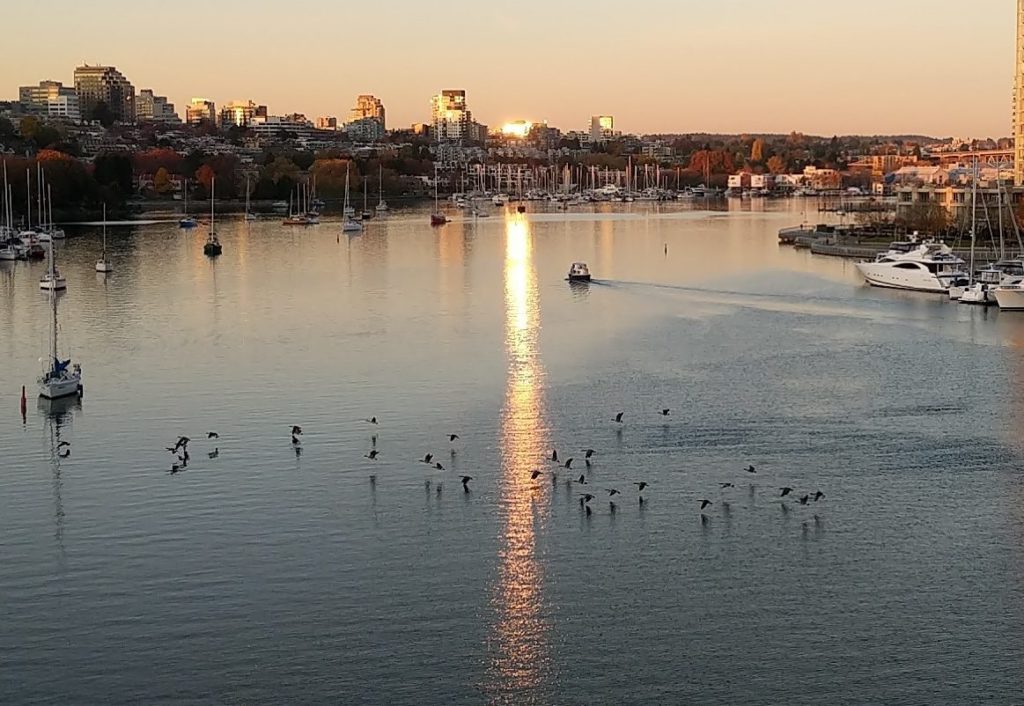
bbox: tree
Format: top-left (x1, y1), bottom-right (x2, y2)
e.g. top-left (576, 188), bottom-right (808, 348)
top-left (93, 152), bottom-right (133, 196)
top-left (0, 116), bottom-right (14, 140)
top-left (194, 164), bottom-right (216, 197)
top-left (153, 167), bottom-right (173, 194)
top-left (766, 155), bottom-right (786, 174)
top-left (751, 138), bottom-right (765, 163)
top-left (896, 203), bottom-right (948, 235)
top-left (90, 101), bottom-right (116, 128)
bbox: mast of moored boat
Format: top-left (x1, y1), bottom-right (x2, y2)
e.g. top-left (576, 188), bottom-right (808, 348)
top-left (969, 157), bottom-right (977, 284)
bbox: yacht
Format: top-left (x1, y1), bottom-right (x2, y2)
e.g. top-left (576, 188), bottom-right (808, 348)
top-left (855, 238), bottom-right (967, 293)
top-left (567, 262), bottom-right (592, 282)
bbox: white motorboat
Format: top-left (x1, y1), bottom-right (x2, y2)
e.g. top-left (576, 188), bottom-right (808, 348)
top-left (95, 204), bottom-right (113, 273)
top-left (995, 283), bottom-right (1024, 310)
top-left (567, 262), bottom-right (592, 282)
top-left (38, 261), bottom-right (81, 399)
top-left (855, 238), bottom-right (967, 293)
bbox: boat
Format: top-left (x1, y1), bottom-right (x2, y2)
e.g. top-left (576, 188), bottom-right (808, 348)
top-left (95, 204), bottom-right (113, 273)
top-left (179, 179), bottom-right (197, 228)
top-left (43, 181), bottom-right (64, 240)
top-left (203, 177), bottom-right (222, 257)
top-left (567, 262), bottom-right (592, 282)
top-left (854, 237), bottom-right (967, 293)
top-left (38, 258), bottom-right (82, 400)
top-left (360, 176), bottom-right (373, 220)
top-left (341, 166), bottom-right (363, 233)
top-left (244, 175), bottom-right (258, 221)
top-left (375, 165), bottom-right (388, 212)
top-left (0, 161), bottom-right (20, 260)
top-left (39, 232), bottom-right (66, 291)
top-left (430, 167), bottom-right (447, 226)
top-left (492, 193), bottom-right (509, 206)
top-left (951, 161), bottom-right (980, 302)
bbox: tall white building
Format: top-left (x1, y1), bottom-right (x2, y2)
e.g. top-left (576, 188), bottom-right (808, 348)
top-left (431, 90), bottom-right (469, 142)
top-left (136, 89), bottom-right (180, 124)
top-left (186, 98), bottom-right (216, 125)
top-left (19, 80), bottom-right (81, 122)
top-left (590, 115), bottom-right (615, 143)
top-left (1016, 0), bottom-right (1024, 185)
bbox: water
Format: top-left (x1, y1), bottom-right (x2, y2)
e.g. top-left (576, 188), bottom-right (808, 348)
top-left (2, 201), bottom-right (1024, 705)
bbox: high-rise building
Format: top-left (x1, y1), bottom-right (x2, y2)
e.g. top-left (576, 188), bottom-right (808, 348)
top-left (135, 89), bottom-right (180, 124)
top-left (74, 64), bottom-right (135, 122)
top-left (186, 98), bottom-right (217, 125)
top-left (1016, 0), bottom-right (1024, 185)
top-left (316, 116), bottom-right (338, 130)
top-left (219, 100), bottom-right (265, 128)
top-left (590, 115), bottom-right (615, 143)
top-left (349, 95), bottom-right (385, 129)
top-left (18, 80), bottom-right (81, 122)
top-left (431, 90), bottom-right (471, 142)
top-left (347, 117), bottom-right (386, 142)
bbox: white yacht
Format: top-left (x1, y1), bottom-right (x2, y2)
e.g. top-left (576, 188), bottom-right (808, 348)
top-left (567, 262), bottom-right (592, 282)
top-left (855, 239), bottom-right (967, 293)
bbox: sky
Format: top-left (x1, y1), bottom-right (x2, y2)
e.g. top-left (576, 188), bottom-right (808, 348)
top-left (1, 0), bottom-right (1016, 138)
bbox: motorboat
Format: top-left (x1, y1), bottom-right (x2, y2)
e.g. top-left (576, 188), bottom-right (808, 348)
top-left (854, 238), bottom-right (967, 293)
top-left (567, 262), bottom-right (592, 282)
top-left (430, 213), bottom-right (448, 226)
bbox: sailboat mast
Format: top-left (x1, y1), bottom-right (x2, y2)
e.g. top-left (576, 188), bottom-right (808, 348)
top-left (26, 168), bottom-right (31, 229)
top-left (998, 170), bottom-right (1005, 260)
top-left (969, 157), bottom-right (977, 282)
top-left (48, 183), bottom-right (53, 232)
top-left (102, 203), bottom-right (107, 255)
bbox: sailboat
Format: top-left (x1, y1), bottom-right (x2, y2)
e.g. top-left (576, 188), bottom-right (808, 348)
top-left (38, 255), bottom-right (81, 399)
top-left (430, 167), bottom-right (447, 226)
top-left (342, 164), bottom-right (356, 219)
top-left (361, 176), bottom-right (373, 220)
top-left (341, 165), bottom-right (363, 233)
top-left (244, 174), bottom-right (258, 221)
top-left (0, 160), bottom-right (21, 261)
top-left (179, 179), bottom-right (197, 228)
top-left (39, 225), bottom-right (67, 290)
top-left (375, 164), bottom-right (388, 212)
top-left (204, 177), bottom-right (222, 257)
top-left (95, 203), bottom-right (112, 272)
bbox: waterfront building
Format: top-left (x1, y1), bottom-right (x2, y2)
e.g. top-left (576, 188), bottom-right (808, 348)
top-left (18, 81), bottom-right (81, 122)
top-left (1016, 0), bottom-right (1024, 185)
top-left (250, 114), bottom-right (317, 143)
top-left (431, 90), bottom-right (470, 142)
top-left (186, 98), bottom-right (217, 125)
top-left (349, 95), bottom-right (385, 129)
top-left (589, 115), bottom-right (615, 143)
top-left (135, 89), bottom-right (180, 124)
top-left (219, 100), bottom-right (265, 128)
top-left (74, 64), bottom-right (135, 122)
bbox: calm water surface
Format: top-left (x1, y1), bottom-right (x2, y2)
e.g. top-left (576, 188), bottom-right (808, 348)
top-left (2, 200), bottom-right (1024, 705)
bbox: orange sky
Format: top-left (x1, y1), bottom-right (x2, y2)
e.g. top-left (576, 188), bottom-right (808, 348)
top-left (2, 0), bottom-right (1015, 137)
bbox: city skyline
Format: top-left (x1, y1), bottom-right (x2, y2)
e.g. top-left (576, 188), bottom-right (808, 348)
top-left (1, 0), bottom-right (1016, 137)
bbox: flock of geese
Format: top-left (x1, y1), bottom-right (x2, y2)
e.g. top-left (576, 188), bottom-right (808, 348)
top-left (159, 409), bottom-right (827, 528)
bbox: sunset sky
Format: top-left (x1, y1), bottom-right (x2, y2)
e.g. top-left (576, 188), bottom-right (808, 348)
top-left (2, 0), bottom-right (1015, 137)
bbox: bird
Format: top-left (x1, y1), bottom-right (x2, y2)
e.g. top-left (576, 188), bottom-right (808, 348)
top-left (564, 458), bottom-right (574, 469)
top-left (576, 475), bottom-right (587, 485)
top-left (780, 487), bottom-right (793, 497)
top-left (208, 448), bottom-right (219, 459)
top-left (605, 488), bottom-right (620, 497)
top-left (799, 495), bottom-right (810, 506)
top-left (614, 412), bottom-right (624, 423)
top-left (581, 493), bottom-right (596, 504)
top-left (58, 449), bottom-right (70, 458)
top-left (365, 416), bottom-right (378, 425)
top-left (207, 432), bottom-right (219, 439)
top-left (291, 426), bottom-right (303, 436)
top-left (460, 476), bottom-right (473, 491)
top-left (634, 482), bottom-right (648, 492)
top-left (744, 465), bottom-right (756, 474)
top-left (164, 447), bottom-right (177, 453)
top-left (57, 441), bottom-right (70, 448)
top-left (421, 453), bottom-right (434, 464)
top-left (448, 434), bottom-right (460, 442)
top-left (174, 436), bottom-right (190, 452)
top-left (530, 470), bottom-right (542, 480)
top-left (434, 462), bottom-right (445, 471)
top-left (583, 449), bottom-right (595, 459)
top-left (291, 435), bottom-right (301, 446)
top-left (814, 491), bottom-right (826, 502)
top-left (551, 449), bottom-right (558, 463)
top-left (720, 483), bottom-right (735, 489)
top-left (365, 450), bottom-right (379, 460)
top-left (659, 408), bottom-right (670, 416)
top-left (700, 499), bottom-right (712, 510)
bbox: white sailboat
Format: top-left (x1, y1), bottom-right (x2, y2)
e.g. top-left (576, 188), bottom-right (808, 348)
top-left (38, 258), bottom-right (81, 400)
top-left (95, 203), bottom-right (112, 273)
top-left (342, 165), bottom-right (363, 233)
top-left (179, 179), bottom-right (197, 228)
top-left (1, 160), bottom-right (19, 260)
top-left (244, 174), bottom-right (258, 221)
top-left (375, 164), bottom-right (388, 212)
top-left (39, 228), bottom-right (67, 290)
top-left (45, 181), bottom-right (65, 240)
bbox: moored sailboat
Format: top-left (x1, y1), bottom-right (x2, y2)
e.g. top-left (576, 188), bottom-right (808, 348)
top-left (38, 262), bottom-right (81, 399)
top-left (203, 177), bottom-right (222, 257)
